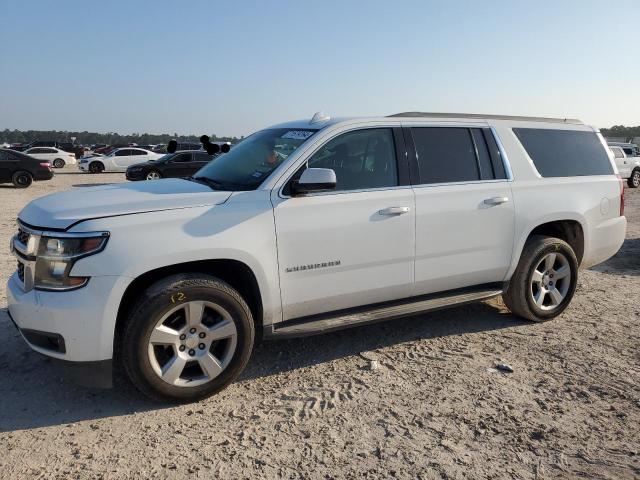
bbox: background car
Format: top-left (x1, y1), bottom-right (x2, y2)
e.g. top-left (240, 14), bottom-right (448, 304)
top-left (126, 150), bottom-right (214, 181)
top-left (78, 147), bottom-right (162, 173)
top-left (0, 148), bottom-right (53, 188)
top-left (24, 146), bottom-right (77, 168)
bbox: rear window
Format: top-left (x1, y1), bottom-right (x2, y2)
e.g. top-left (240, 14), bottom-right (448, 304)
top-left (513, 128), bottom-right (613, 177)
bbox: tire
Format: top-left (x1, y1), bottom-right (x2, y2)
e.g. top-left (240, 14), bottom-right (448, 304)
top-left (145, 170), bottom-right (162, 180)
top-left (53, 158), bottom-right (65, 169)
top-left (89, 161), bottom-right (104, 174)
top-left (12, 170), bottom-right (33, 188)
top-left (121, 274), bottom-right (255, 402)
top-left (503, 235), bottom-right (578, 322)
top-left (628, 169), bottom-right (640, 188)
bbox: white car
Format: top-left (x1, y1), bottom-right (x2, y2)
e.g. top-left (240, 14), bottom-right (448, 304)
top-left (609, 145), bottom-right (640, 188)
top-left (78, 147), bottom-right (162, 173)
top-left (24, 147), bottom-right (77, 168)
top-left (8, 112), bottom-right (626, 402)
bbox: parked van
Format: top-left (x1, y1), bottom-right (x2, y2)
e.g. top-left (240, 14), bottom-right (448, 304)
top-left (8, 112), bottom-right (626, 402)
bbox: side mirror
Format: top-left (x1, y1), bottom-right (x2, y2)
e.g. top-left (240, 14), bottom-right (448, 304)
top-left (291, 168), bottom-right (336, 195)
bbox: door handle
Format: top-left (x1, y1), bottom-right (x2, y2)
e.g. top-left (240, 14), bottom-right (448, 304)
top-left (379, 206), bottom-right (410, 215)
top-left (483, 196), bottom-right (509, 206)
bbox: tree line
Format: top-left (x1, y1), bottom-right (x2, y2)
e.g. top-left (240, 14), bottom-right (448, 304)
top-left (1, 129), bottom-right (242, 146)
top-left (600, 126), bottom-right (640, 140)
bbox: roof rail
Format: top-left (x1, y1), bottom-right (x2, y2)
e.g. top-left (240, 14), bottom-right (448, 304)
top-left (388, 112), bottom-right (583, 124)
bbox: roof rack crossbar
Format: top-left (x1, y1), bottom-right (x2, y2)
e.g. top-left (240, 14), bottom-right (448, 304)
top-left (388, 112), bottom-right (583, 124)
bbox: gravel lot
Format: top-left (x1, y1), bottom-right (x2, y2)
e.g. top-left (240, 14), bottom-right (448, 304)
top-left (0, 168), bottom-right (638, 479)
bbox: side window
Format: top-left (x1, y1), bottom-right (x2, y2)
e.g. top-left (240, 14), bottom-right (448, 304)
top-left (195, 152), bottom-right (212, 162)
top-left (44, 148), bottom-right (57, 154)
top-left (412, 127), bottom-right (480, 184)
top-left (132, 149), bottom-right (146, 156)
top-left (115, 149), bottom-right (131, 156)
top-left (304, 128), bottom-right (398, 192)
top-left (513, 128), bottom-right (614, 177)
top-left (172, 153), bottom-right (192, 163)
top-left (622, 148), bottom-right (633, 156)
top-left (0, 151), bottom-right (10, 161)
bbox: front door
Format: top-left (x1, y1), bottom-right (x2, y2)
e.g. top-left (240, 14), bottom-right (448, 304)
top-left (272, 127), bottom-right (415, 321)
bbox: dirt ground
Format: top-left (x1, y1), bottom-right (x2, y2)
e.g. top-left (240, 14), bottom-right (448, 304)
top-left (0, 168), bottom-right (638, 479)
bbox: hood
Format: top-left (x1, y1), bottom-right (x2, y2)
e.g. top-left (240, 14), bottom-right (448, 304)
top-left (19, 178), bottom-right (232, 230)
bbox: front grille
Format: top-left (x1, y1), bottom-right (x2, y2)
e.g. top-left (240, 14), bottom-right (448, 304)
top-left (17, 227), bottom-right (30, 245)
top-left (17, 262), bottom-right (25, 282)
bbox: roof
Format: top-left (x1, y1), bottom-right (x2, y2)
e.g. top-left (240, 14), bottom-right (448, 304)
top-left (388, 112), bottom-right (583, 124)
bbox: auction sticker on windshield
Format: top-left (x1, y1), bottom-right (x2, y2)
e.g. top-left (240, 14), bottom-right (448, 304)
top-left (281, 130), bottom-right (315, 140)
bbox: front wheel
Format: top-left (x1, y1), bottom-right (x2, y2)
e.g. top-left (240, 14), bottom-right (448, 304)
top-left (146, 170), bottom-right (162, 180)
top-left (121, 274), bottom-right (255, 402)
top-left (628, 169), bottom-right (640, 188)
top-left (503, 235), bottom-right (578, 322)
top-left (89, 161), bottom-right (104, 174)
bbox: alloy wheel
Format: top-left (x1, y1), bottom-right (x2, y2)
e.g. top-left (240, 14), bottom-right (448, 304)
top-left (147, 301), bottom-right (238, 387)
top-left (146, 171), bottom-right (161, 180)
top-left (633, 171), bottom-right (640, 188)
top-left (530, 252), bottom-right (571, 311)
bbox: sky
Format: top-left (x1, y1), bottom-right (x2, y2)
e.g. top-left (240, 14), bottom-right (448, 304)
top-left (1, 0), bottom-right (639, 138)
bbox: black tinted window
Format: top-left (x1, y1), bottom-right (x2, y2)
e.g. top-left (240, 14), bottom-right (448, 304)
top-left (471, 129), bottom-right (494, 180)
top-left (115, 149), bottom-right (131, 156)
top-left (172, 153), bottom-right (192, 163)
top-left (623, 148), bottom-right (633, 155)
top-left (513, 128), bottom-right (614, 177)
top-left (132, 149), bottom-right (147, 155)
top-left (194, 152), bottom-right (212, 162)
top-left (305, 128), bottom-right (398, 191)
top-left (412, 128), bottom-right (479, 184)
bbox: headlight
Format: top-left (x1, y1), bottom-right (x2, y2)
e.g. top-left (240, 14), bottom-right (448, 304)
top-left (128, 167), bottom-right (142, 172)
top-left (34, 233), bottom-right (109, 290)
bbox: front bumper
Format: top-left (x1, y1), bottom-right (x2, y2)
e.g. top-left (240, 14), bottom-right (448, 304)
top-left (78, 163), bottom-right (88, 171)
top-left (6, 272), bottom-right (129, 363)
top-left (125, 169), bottom-right (145, 181)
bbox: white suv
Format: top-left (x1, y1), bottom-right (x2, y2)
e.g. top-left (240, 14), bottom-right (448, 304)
top-left (7, 112), bottom-right (626, 402)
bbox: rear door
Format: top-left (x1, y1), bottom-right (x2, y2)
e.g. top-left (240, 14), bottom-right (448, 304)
top-left (406, 125), bottom-right (515, 294)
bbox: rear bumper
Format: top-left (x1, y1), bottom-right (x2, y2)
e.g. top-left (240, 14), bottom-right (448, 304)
top-left (582, 216), bottom-right (627, 269)
top-left (34, 170), bottom-right (54, 181)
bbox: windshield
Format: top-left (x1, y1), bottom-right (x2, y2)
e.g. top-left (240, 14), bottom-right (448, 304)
top-left (193, 128), bottom-right (317, 190)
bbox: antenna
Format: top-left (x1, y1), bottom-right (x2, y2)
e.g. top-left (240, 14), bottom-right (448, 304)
top-left (310, 112), bottom-right (330, 124)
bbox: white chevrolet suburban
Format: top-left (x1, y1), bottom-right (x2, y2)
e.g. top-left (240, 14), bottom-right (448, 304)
top-left (7, 112), bottom-right (627, 402)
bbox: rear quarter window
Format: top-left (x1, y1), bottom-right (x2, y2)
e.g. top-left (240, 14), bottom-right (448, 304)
top-left (513, 128), bottom-right (614, 177)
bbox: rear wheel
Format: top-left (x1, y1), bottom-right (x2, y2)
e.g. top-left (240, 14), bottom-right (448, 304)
top-left (12, 171), bottom-right (33, 188)
top-left (146, 170), bottom-right (162, 180)
top-left (53, 158), bottom-right (65, 169)
top-left (628, 169), bottom-right (640, 188)
top-left (121, 274), bottom-right (255, 402)
top-left (503, 235), bottom-right (578, 322)
top-left (89, 161), bottom-right (104, 174)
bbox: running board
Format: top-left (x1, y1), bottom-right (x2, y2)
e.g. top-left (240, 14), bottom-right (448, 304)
top-left (267, 285), bottom-right (504, 339)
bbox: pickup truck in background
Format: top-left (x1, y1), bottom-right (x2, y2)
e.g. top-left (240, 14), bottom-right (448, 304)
top-left (609, 145), bottom-right (640, 188)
